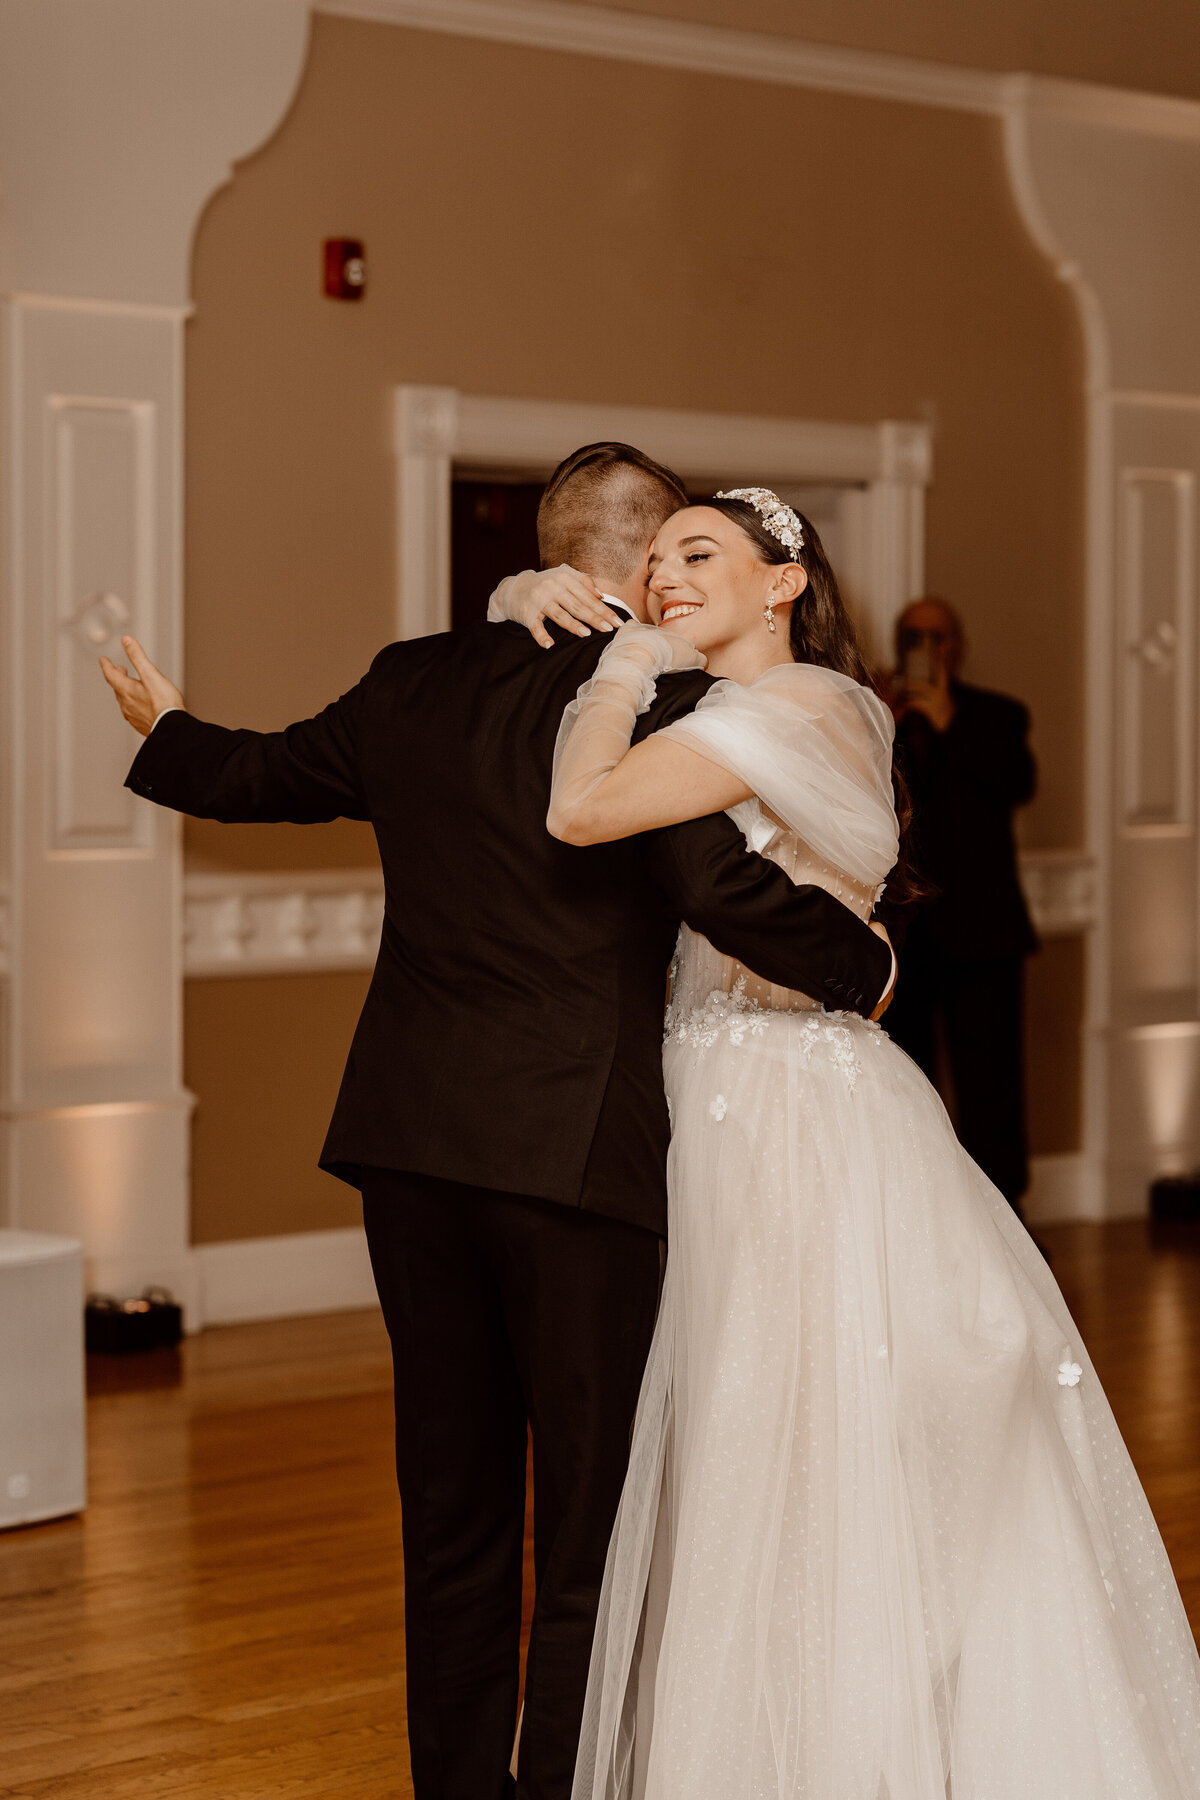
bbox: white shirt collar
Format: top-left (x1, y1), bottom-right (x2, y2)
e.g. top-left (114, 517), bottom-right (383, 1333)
top-left (601, 594), bottom-right (636, 620)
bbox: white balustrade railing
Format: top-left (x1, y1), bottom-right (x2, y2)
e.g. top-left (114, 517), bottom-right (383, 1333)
top-left (175, 850), bottom-right (1097, 980)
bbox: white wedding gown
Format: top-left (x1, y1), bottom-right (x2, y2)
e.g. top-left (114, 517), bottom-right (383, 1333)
top-left (569, 661), bottom-right (1200, 1800)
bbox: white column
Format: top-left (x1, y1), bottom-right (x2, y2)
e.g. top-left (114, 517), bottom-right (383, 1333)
top-left (844, 420), bottom-right (932, 661)
top-left (0, 0), bottom-right (310, 1314)
top-left (394, 385), bottom-right (459, 640)
top-left (1004, 78), bottom-right (1200, 1215)
top-left (0, 296), bottom-right (193, 1299)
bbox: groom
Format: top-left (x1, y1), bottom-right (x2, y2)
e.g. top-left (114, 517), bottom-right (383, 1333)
top-left (102, 442), bottom-right (894, 1800)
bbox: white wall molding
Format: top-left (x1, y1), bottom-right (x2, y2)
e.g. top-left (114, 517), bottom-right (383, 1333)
top-left (440, 391), bottom-right (934, 488)
top-left (1019, 849), bottom-right (1098, 937)
top-left (191, 1144), bottom-right (1105, 1329)
top-left (187, 1139), bottom-right (1111, 1329)
top-left (181, 853), bottom-right (1092, 978)
top-left (1116, 467), bottom-right (1195, 835)
top-left (0, 3), bottom-right (311, 308)
top-left (0, 2), bottom-right (316, 1325)
top-left (1001, 83), bottom-right (1200, 1217)
top-left (317, 0), bottom-right (1200, 144)
top-left (193, 1226), bottom-right (378, 1327)
top-left (185, 869), bottom-right (385, 977)
top-left (1013, 72), bottom-right (1200, 144)
top-left (9, 293), bottom-right (195, 323)
top-left (1112, 392), bottom-right (1200, 413)
top-left (394, 385), bottom-right (933, 658)
top-left (317, 0), bottom-right (1006, 114)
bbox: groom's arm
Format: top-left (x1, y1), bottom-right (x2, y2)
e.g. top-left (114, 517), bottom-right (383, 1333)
top-left (634, 673), bottom-right (893, 1017)
top-left (121, 661), bottom-right (391, 824)
top-left (125, 700), bottom-right (370, 822)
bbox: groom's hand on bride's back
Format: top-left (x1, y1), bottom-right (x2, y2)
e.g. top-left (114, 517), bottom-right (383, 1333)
top-left (99, 635), bottom-right (185, 737)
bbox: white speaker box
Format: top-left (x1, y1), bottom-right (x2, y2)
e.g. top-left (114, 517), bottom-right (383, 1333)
top-left (0, 1230), bottom-right (86, 1528)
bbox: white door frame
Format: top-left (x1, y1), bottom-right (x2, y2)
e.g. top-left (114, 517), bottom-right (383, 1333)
top-left (393, 387), bottom-right (933, 660)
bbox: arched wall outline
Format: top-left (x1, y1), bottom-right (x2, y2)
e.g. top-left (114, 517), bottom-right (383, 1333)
top-left (1001, 79), bottom-right (1200, 1216)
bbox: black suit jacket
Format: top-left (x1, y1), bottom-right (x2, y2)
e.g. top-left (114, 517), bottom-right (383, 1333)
top-left (128, 622), bottom-right (892, 1236)
top-left (896, 681), bottom-right (1038, 963)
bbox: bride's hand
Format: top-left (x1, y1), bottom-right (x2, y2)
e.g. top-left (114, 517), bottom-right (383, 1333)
top-left (498, 566), bottom-right (626, 650)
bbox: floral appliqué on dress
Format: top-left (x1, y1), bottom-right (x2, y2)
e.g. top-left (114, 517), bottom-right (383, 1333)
top-left (667, 978), bottom-right (870, 1092)
top-left (667, 977), bottom-right (769, 1051)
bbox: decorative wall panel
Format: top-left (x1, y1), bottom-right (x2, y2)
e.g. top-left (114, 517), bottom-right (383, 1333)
top-left (49, 398), bottom-right (155, 851)
top-left (1118, 468), bottom-right (1195, 833)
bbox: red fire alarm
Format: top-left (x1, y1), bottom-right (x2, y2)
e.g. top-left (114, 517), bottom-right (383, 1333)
top-left (324, 238), bottom-right (366, 301)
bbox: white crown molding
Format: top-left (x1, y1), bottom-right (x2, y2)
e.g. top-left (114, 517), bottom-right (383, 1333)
top-left (1011, 71), bottom-right (1200, 143)
top-left (181, 852), bottom-right (1092, 980)
top-left (317, 0), bottom-right (1004, 113)
top-left (315, 0), bottom-right (1200, 140)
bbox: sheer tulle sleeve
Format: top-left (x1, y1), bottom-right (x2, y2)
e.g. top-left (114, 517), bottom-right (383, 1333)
top-left (659, 663), bottom-right (899, 892)
top-left (546, 622), bottom-right (705, 839)
top-left (486, 573), bottom-right (529, 622)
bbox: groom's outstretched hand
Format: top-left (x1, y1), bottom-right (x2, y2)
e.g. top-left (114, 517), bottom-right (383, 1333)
top-left (99, 635), bottom-right (185, 738)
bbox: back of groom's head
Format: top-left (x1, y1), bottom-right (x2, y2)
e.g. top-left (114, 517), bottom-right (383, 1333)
top-left (537, 443), bottom-right (688, 587)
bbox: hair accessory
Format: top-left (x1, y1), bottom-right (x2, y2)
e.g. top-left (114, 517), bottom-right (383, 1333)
top-left (716, 487), bottom-right (806, 562)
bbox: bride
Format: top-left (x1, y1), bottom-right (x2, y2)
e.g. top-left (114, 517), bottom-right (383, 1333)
top-left (492, 489), bottom-right (1200, 1799)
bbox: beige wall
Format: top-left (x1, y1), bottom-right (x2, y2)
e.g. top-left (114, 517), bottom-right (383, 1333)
top-left (183, 15), bottom-right (1086, 1239)
top-left (553, 0), bottom-right (1200, 102)
top-left (1025, 936), bottom-right (1085, 1159)
top-left (187, 971), bottom-right (371, 1243)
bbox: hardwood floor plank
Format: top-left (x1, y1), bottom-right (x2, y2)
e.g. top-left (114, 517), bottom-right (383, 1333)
top-left (1, 1221), bottom-right (1198, 1794)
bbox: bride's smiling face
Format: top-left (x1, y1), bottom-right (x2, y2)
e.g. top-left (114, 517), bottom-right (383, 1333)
top-left (646, 506), bottom-right (804, 658)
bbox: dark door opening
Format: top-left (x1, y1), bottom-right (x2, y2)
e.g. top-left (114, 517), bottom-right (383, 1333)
top-left (451, 479), bottom-right (543, 631)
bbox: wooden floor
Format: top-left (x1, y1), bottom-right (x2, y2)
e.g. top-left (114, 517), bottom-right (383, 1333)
top-left (2, 1220), bottom-right (1199, 1798)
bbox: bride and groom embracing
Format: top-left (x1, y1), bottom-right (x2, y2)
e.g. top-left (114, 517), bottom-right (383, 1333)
top-left (102, 444), bottom-right (1200, 1800)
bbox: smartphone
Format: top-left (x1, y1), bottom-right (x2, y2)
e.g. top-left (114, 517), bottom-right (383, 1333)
top-left (902, 638), bottom-right (936, 687)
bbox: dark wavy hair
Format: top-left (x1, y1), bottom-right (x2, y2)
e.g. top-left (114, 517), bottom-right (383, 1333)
top-left (701, 495), bottom-right (921, 910)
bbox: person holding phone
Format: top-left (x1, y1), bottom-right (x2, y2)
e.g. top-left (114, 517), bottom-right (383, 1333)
top-left (884, 596), bottom-right (1039, 1215)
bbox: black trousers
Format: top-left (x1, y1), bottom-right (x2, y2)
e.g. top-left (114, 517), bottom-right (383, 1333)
top-left (362, 1170), bottom-right (662, 1800)
top-left (885, 937), bottom-right (1030, 1208)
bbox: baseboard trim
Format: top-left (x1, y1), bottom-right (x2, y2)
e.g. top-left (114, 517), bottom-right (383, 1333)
top-left (192, 1155), bottom-right (1099, 1326)
top-left (1025, 1152), bottom-right (1101, 1224)
top-left (193, 1227), bottom-right (378, 1327)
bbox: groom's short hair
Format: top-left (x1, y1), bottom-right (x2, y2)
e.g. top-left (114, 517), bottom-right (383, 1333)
top-left (538, 443), bottom-right (689, 583)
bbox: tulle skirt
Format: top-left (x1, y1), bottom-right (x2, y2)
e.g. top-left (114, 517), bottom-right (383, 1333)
top-left (572, 1008), bottom-right (1200, 1800)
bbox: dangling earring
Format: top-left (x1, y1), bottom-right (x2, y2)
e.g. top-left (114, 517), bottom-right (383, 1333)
top-left (763, 598), bottom-right (777, 634)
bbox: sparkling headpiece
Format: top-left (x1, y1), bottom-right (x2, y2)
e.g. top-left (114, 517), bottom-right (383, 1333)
top-left (716, 487), bottom-right (805, 562)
